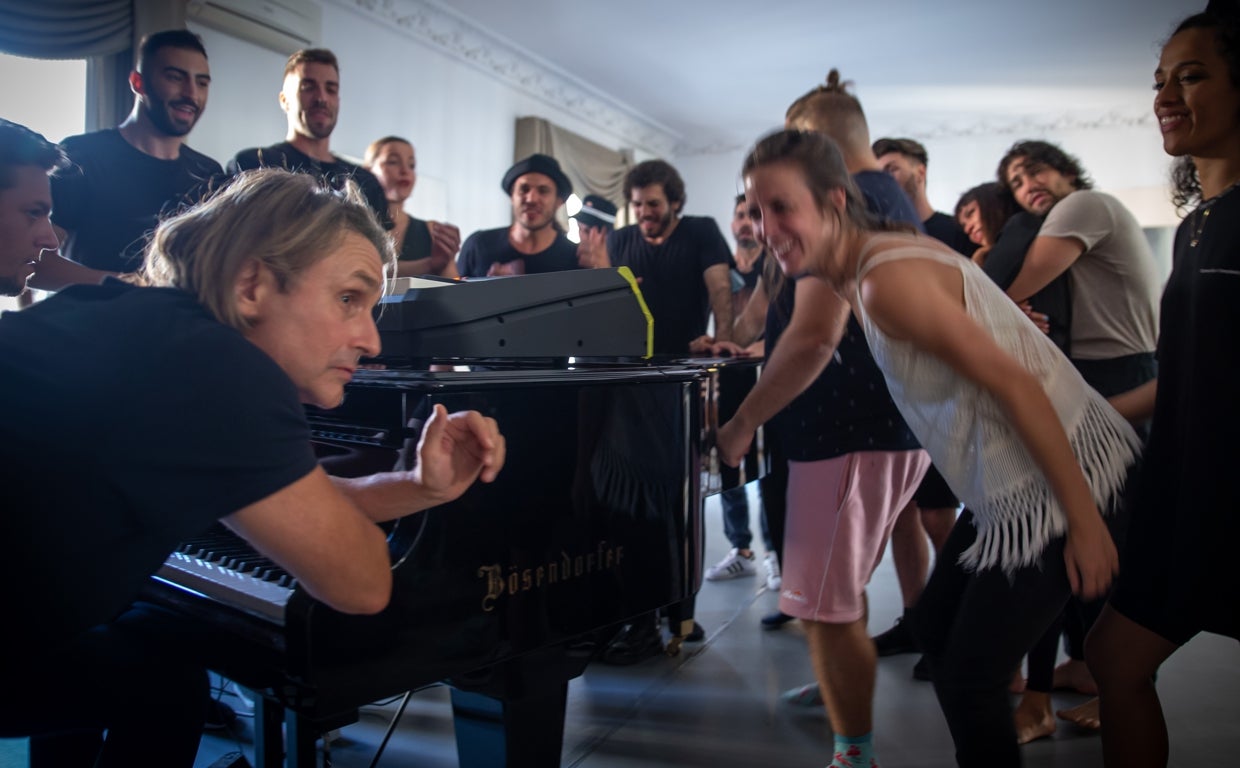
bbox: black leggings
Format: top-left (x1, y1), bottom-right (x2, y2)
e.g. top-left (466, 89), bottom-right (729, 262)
top-left (912, 512), bottom-right (1072, 768)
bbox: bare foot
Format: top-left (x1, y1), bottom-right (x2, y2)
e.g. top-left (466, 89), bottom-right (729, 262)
top-left (1057, 697), bottom-right (1101, 730)
top-left (1009, 669), bottom-right (1027, 694)
top-left (1052, 659), bottom-right (1098, 695)
top-left (1013, 691), bottom-right (1056, 744)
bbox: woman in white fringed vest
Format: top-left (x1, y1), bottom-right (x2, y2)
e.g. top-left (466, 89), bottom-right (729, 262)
top-left (741, 128), bottom-right (1140, 768)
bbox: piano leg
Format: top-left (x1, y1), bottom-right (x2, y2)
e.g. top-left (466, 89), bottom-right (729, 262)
top-left (252, 695), bottom-right (285, 768)
top-left (450, 683), bottom-right (569, 767)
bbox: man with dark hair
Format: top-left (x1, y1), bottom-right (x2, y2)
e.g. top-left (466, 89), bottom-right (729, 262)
top-left (457, 153), bottom-right (581, 277)
top-left (873, 136), bottom-right (974, 255)
top-left (703, 193), bottom-right (778, 587)
top-left (999, 138), bottom-right (1161, 731)
top-left (0, 119), bottom-right (65, 296)
top-left (31, 29), bottom-right (221, 290)
top-left (571, 193), bottom-right (617, 269)
top-left (608, 159), bottom-right (733, 354)
top-left (228, 48), bottom-right (390, 228)
top-left (0, 169), bottom-right (505, 768)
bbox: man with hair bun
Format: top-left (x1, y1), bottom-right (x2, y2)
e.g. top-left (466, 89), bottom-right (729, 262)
top-left (719, 69), bottom-right (930, 768)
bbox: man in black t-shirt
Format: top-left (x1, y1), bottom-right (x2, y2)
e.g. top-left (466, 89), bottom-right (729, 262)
top-left (228, 48), bottom-right (391, 229)
top-left (873, 136), bottom-right (974, 256)
top-left (607, 160), bottom-right (733, 354)
top-left (0, 170), bottom-right (505, 768)
top-left (0, 120), bottom-right (64, 297)
top-left (33, 30), bottom-right (223, 290)
top-left (457, 153), bottom-right (581, 277)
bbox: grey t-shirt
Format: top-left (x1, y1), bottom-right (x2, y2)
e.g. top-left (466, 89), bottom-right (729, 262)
top-left (1039, 190), bottom-right (1161, 360)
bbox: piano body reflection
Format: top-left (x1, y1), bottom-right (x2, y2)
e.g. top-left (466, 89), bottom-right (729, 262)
top-left (144, 270), bottom-right (763, 767)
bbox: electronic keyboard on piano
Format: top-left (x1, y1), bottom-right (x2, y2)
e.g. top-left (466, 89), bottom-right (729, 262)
top-left (143, 270), bottom-right (763, 768)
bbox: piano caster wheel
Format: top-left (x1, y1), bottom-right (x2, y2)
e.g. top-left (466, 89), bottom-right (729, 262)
top-left (665, 636), bottom-right (683, 657)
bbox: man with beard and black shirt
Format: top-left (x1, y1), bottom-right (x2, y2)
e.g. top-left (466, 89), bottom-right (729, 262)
top-left (32, 30), bottom-right (222, 290)
top-left (228, 48), bottom-right (390, 228)
top-left (873, 136), bottom-right (974, 257)
top-left (456, 153), bottom-right (581, 277)
top-left (608, 159), bottom-right (733, 354)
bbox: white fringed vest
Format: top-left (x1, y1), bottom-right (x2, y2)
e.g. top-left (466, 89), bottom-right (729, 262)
top-left (854, 238), bottom-right (1141, 573)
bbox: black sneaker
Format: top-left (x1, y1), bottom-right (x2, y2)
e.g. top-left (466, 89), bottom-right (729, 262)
top-left (872, 617), bottom-right (917, 656)
top-left (760, 611), bottom-right (795, 630)
top-left (912, 654), bottom-right (932, 681)
top-left (685, 621), bottom-right (706, 642)
top-left (600, 617), bottom-right (663, 665)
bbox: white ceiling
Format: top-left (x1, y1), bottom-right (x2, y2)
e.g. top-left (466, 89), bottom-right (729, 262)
top-left (430, 0), bottom-right (1199, 154)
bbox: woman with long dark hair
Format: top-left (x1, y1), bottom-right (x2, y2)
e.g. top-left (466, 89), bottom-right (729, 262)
top-left (1085, 5), bottom-right (1240, 766)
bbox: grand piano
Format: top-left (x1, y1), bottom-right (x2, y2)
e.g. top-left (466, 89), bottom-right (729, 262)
top-left (144, 269), bottom-right (763, 767)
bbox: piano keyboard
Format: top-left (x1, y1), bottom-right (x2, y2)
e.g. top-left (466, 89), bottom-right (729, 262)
top-left (155, 532), bottom-right (295, 625)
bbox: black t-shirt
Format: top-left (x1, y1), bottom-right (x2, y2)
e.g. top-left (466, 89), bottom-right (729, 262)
top-left (607, 216), bottom-right (731, 354)
top-left (853, 170), bottom-right (925, 234)
top-left (400, 216), bottom-right (434, 265)
top-left (762, 172), bottom-right (920, 461)
top-left (981, 211), bottom-right (1072, 353)
top-left (51, 129), bottom-right (223, 273)
top-left (228, 142), bottom-right (392, 229)
top-left (1120, 187), bottom-right (1240, 639)
top-left (924, 211), bottom-right (975, 257)
top-left (732, 251), bottom-right (766, 292)
top-left (456, 226), bottom-right (580, 278)
top-left (0, 281), bottom-right (318, 654)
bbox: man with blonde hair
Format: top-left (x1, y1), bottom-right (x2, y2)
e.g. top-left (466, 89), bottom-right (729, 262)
top-left (0, 169), bottom-right (504, 767)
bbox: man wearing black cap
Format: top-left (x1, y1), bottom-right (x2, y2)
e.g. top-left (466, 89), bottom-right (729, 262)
top-left (572, 193), bottom-right (617, 269)
top-left (457, 153), bottom-right (581, 277)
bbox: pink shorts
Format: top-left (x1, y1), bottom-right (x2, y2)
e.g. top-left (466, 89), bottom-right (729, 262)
top-left (779, 450), bottom-right (930, 623)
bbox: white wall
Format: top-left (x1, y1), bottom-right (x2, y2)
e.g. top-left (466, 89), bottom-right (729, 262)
top-left (187, 2), bottom-right (638, 240)
top-left (673, 122), bottom-right (1180, 269)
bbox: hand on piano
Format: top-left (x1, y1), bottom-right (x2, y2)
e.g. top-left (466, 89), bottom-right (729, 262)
top-left (487, 258), bottom-right (526, 277)
top-left (414, 404), bottom-right (507, 501)
top-left (714, 416), bottom-right (753, 469)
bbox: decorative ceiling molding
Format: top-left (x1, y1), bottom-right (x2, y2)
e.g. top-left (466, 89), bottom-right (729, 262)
top-left (331, 0), bottom-right (681, 156)
top-left (672, 108), bottom-right (1158, 159)
top-left (887, 108), bottom-right (1157, 143)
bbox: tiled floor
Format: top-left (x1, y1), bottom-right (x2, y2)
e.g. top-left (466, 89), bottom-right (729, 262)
top-left (186, 486), bottom-right (1240, 767)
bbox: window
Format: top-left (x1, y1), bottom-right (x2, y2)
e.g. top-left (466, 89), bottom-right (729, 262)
top-left (564, 193), bottom-right (583, 243)
top-left (0, 52), bottom-right (87, 142)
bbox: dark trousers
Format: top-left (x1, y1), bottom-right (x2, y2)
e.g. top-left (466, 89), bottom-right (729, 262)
top-left (757, 447), bottom-right (788, 565)
top-left (913, 512), bottom-right (1072, 767)
top-left (0, 604), bottom-right (209, 768)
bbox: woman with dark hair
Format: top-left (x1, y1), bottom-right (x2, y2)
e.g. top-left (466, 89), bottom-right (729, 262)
top-left (954, 181), bottom-right (1019, 255)
top-left (1085, 5), bottom-right (1240, 766)
top-left (741, 128), bottom-right (1140, 767)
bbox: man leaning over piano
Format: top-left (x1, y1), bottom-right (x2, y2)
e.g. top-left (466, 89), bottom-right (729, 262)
top-left (0, 158), bottom-right (506, 768)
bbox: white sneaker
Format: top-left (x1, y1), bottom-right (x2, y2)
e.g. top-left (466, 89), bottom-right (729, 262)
top-left (764, 553), bottom-right (782, 591)
top-left (705, 548), bottom-right (757, 580)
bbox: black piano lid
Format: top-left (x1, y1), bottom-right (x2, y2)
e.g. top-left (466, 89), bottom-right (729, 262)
top-left (374, 267), bottom-right (654, 361)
